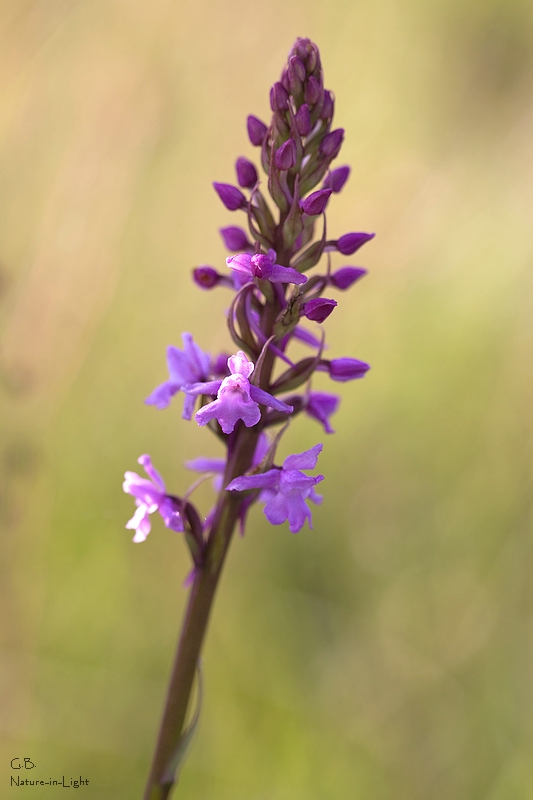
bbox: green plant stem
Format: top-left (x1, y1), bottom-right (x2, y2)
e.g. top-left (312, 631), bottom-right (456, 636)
top-left (142, 425), bottom-right (260, 800)
top-left (143, 276), bottom-right (283, 800)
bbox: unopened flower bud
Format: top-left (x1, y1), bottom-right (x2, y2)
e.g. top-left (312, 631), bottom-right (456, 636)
top-left (289, 56), bottom-right (306, 83)
top-left (295, 103), bottom-right (311, 136)
top-left (329, 267), bottom-right (367, 289)
top-left (235, 157), bottom-right (258, 189)
top-left (270, 81), bottom-right (289, 112)
top-left (247, 115), bottom-right (267, 146)
top-left (219, 226), bottom-right (250, 251)
top-left (321, 90), bottom-right (334, 120)
top-left (193, 266), bottom-right (220, 289)
top-left (302, 297), bottom-right (337, 323)
top-left (304, 75), bottom-right (321, 105)
top-left (213, 182), bottom-right (247, 211)
top-left (295, 38), bottom-right (311, 62)
top-left (336, 232), bottom-right (375, 255)
top-left (301, 188), bottom-right (332, 216)
top-left (324, 358), bottom-right (370, 381)
top-left (319, 128), bottom-right (344, 159)
top-left (306, 47), bottom-right (318, 73)
top-left (275, 138), bottom-right (296, 170)
top-left (322, 166), bottom-right (350, 193)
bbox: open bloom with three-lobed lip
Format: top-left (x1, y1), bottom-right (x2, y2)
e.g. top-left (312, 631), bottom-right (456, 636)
top-left (123, 455), bottom-right (183, 542)
top-left (184, 351), bottom-right (293, 435)
top-left (226, 444), bottom-right (324, 532)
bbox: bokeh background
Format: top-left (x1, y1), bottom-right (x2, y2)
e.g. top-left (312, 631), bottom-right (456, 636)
top-left (1, 0), bottom-right (532, 797)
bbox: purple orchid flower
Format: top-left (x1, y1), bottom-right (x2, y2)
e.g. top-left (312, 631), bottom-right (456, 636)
top-left (185, 351), bottom-right (293, 435)
top-left (145, 332), bottom-right (211, 418)
top-left (123, 455), bottom-right (183, 542)
top-left (226, 443), bottom-right (324, 533)
top-left (226, 251), bottom-right (307, 285)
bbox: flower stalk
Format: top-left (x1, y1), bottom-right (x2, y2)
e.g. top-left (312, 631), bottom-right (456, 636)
top-left (123, 37), bottom-right (375, 798)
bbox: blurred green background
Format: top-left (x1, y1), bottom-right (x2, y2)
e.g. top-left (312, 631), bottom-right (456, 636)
top-left (1, 0), bottom-right (532, 797)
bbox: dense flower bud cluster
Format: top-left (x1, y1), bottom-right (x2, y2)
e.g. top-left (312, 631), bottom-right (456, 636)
top-left (124, 37), bottom-right (373, 555)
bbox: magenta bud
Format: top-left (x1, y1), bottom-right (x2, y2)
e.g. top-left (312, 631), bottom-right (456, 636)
top-left (247, 115), bottom-right (268, 146)
top-left (219, 226), bottom-right (250, 251)
top-left (336, 232), bottom-right (375, 255)
top-left (329, 267), bottom-right (367, 289)
top-left (213, 182), bottom-right (247, 211)
top-left (295, 103), bottom-right (311, 136)
top-left (321, 90), bottom-right (334, 120)
top-left (280, 69), bottom-right (290, 93)
top-left (322, 166), bottom-right (350, 193)
top-left (275, 138), bottom-right (296, 170)
top-left (235, 157), bottom-right (258, 189)
top-left (301, 188), bottom-right (332, 216)
top-left (193, 266), bottom-right (220, 289)
top-left (304, 75), bottom-right (321, 105)
top-left (289, 56), bottom-right (306, 83)
top-left (295, 38), bottom-right (312, 62)
top-left (250, 254), bottom-right (273, 279)
top-left (270, 81), bottom-right (289, 112)
top-left (302, 297), bottom-right (337, 323)
top-left (319, 128), bottom-right (344, 159)
top-left (325, 358), bottom-right (370, 381)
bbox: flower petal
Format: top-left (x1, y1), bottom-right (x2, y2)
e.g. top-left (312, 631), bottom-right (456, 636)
top-left (283, 443), bottom-right (323, 471)
top-left (144, 381), bottom-right (180, 409)
top-left (269, 264), bottom-right (308, 285)
top-left (184, 379), bottom-right (223, 396)
top-left (137, 455), bottom-right (166, 492)
top-left (186, 457), bottom-right (226, 473)
top-left (226, 469), bottom-right (280, 492)
top-left (249, 385), bottom-right (293, 413)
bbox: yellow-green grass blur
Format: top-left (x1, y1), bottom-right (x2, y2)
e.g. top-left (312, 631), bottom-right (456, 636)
top-left (1, 0), bottom-right (532, 797)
